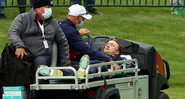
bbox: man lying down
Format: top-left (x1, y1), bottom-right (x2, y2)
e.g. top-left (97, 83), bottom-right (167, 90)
top-left (38, 39), bottom-right (134, 78)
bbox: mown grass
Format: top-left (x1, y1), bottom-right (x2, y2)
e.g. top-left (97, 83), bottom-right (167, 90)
top-left (0, 7), bottom-right (185, 98)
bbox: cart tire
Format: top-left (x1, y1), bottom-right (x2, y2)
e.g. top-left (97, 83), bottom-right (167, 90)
top-left (100, 87), bottom-right (120, 99)
top-left (159, 92), bottom-right (169, 99)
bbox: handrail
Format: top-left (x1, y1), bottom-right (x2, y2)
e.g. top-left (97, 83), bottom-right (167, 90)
top-left (35, 66), bottom-right (78, 90)
top-left (32, 59), bottom-right (140, 90)
top-left (85, 59), bottom-right (139, 88)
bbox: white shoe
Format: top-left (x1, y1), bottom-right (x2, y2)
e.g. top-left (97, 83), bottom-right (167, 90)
top-left (77, 54), bottom-right (90, 78)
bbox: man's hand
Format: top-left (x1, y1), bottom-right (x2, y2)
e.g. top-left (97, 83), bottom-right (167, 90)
top-left (113, 64), bottom-right (121, 70)
top-left (79, 28), bottom-right (90, 36)
top-left (108, 64), bottom-right (121, 78)
top-left (15, 48), bottom-right (26, 59)
top-left (108, 69), bottom-right (114, 78)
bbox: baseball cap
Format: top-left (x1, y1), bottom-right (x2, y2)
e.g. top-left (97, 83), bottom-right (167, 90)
top-left (68, 4), bottom-right (92, 20)
top-left (34, 0), bottom-right (53, 8)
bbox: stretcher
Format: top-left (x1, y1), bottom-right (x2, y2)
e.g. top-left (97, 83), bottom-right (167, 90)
top-left (30, 59), bottom-right (149, 99)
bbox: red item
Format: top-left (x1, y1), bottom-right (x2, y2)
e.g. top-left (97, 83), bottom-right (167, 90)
top-left (87, 90), bottom-right (96, 97)
top-left (69, 48), bottom-right (77, 61)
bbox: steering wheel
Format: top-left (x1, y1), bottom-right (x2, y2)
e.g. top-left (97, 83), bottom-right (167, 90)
top-left (83, 33), bottom-right (94, 47)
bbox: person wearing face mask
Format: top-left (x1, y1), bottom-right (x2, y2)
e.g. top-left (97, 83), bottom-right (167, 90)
top-left (8, 0), bottom-right (71, 76)
top-left (59, 4), bottom-right (111, 72)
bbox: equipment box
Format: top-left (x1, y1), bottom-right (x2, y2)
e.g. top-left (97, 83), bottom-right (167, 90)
top-left (3, 86), bottom-right (26, 99)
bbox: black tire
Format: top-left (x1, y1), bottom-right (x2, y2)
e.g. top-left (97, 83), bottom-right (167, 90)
top-left (100, 87), bottom-right (120, 99)
top-left (107, 94), bottom-right (120, 99)
top-left (159, 92), bottom-right (169, 99)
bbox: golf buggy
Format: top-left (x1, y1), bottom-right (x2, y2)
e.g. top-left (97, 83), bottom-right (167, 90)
top-left (29, 35), bottom-right (170, 99)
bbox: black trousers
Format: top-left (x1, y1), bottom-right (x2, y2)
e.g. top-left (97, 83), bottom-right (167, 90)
top-left (17, 0), bottom-right (35, 13)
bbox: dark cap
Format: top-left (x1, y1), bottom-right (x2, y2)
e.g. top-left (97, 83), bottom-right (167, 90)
top-left (33, 0), bottom-right (53, 8)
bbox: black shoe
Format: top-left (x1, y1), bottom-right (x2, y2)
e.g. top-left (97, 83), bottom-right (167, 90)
top-left (88, 8), bottom-right (103, 15)
top-left (0, 14), bottom-right (6, 18)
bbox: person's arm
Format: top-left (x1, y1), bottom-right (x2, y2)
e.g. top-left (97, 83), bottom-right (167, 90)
top-left (8, 15), bottom-right (26, 58)
top-left (69, 31), bottom-right (111, 62)
top-left (8, 15), bottom-right (25, 48)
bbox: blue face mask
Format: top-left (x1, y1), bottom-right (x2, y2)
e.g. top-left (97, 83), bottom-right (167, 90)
top-left (42, 8), bottom-right (52, 20)
top-left (76, 21), bottom-right (84, 28)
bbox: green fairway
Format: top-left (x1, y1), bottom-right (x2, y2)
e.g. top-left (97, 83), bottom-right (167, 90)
top-left (0, 7), bottom-right (185, 98)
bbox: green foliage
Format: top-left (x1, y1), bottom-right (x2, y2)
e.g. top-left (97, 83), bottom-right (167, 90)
top-left (0, 7), bottom-right (185, 98)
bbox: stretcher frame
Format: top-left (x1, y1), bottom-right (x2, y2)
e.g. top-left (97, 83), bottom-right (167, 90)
top-left (30, 59), bottom-right (140, 91)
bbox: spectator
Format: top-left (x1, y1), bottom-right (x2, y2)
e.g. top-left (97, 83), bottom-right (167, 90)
top-left (8, 0), bottom-right (70, 74)
top-left (58, 4), bottom-right (111, 74)
top-left (72, 0), bottom-right (102, 14)
top-left (171, 0), bottom-right (185, 14)
top-left (0, 0), bottom-right (6, 18)
top-left (17, 0), bottom-right (35, 14)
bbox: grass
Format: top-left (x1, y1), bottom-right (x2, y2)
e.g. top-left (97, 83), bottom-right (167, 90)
top-left (1, 7), bottom-right (185, 98)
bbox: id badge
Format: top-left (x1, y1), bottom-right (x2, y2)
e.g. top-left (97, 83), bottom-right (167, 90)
top-left (43, 40), bottom-right (49, 49)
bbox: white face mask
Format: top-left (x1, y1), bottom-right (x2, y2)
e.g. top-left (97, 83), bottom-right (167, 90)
top-left (42, 8), bottom-right (52, 20)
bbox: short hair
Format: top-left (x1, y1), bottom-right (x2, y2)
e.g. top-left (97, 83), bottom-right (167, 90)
top-left (108, 39), bottom-right (123, 55)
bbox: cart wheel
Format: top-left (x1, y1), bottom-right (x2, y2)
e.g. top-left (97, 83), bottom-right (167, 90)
top-left (107, 94), bottom-right (120, 99)
top-left (100, 87), bottom-right (120, 99)
top-left (159, 92), bottom-right (169, 99)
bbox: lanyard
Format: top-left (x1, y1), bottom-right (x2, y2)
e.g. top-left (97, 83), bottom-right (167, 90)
top-left (37, 20), bottom-right (49, 49)
top-left (37, 20), bottom-right (46, 40)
